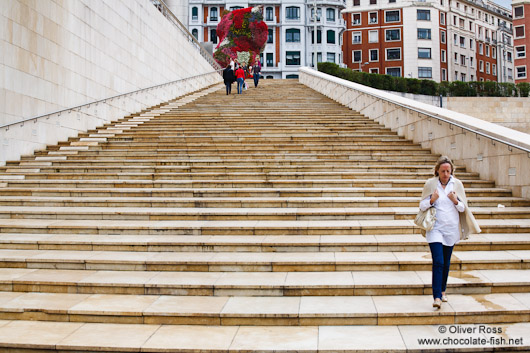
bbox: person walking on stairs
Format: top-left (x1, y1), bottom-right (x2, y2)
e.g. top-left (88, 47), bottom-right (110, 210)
top-left (223, 63), bottom-right (235, 95)
top-left (251, 59), bottom-right (261, 88)
top-left (419, 156), bottom-right (481, 309)
top-left (235, 65), bottom-right (245, 94)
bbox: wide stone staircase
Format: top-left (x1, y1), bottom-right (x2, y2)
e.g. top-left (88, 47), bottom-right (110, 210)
top-left (0, 80), bottom-right (529, 352)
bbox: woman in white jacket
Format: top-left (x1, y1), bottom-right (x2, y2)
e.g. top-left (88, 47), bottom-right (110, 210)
top-left (419, 156), bottom-right (481, 309)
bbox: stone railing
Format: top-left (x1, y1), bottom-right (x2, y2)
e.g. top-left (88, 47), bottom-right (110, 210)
top-left (299, 67), bottom-right (530, 199)
top-left (0, 71), bottom-right (221, 166)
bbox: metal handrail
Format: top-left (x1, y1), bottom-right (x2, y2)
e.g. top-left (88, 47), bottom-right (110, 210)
top-left (150, 0), bottom-right (221, 70)
top-left (1, 70), bottom-right (222, 130)
top-left (301, 68), bottom-right (530, 154)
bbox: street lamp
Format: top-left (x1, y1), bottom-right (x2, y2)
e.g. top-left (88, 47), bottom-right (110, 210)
top-left (313, 0), bottom-right (318, 71)
top-left (359, 61), bottom-right (369, 72)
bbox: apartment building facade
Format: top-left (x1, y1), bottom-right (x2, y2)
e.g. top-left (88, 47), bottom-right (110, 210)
top-left (189, 0), bottom-right (346, 79)
top-left (342, 0), bottom-right (514, 83)
top-left (513, 0), bottom-right (530, 82)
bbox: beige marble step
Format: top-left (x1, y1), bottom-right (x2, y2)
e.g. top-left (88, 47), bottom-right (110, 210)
top-left (0, 292), bottom-right (528, 326)
top-left (0, 248), bottom-right (529, 272)
top-left (1, 268), bottom-right (529, 296)
top-left (0, 320), bottom-right (528, 352)
top-left (1, 219), bottom-right (529, 235)
top-left (1, 233), bottom-right (528, 252)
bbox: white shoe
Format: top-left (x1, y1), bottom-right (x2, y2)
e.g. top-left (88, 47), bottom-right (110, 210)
top-left (433, 298), bottom-right (442, 308)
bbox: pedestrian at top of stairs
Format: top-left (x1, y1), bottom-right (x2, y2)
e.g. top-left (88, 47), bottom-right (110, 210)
top-left (223, 64), bottom-right (235, 95)
top-left (418, 155), bottom-right (481, 309)
top-left (235, 65), bottom-right (245, 94)
top-left (251, 59), bottom-right (261, 88)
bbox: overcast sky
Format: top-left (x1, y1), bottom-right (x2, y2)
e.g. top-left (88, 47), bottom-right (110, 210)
top-left (491, 0), bottom-right (512, 10)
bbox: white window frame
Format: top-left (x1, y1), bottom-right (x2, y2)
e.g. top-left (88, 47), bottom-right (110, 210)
top-left (479, 60), bottom-right (484, 72)
top-left (418, 67), bottom-right (433, 78)
top-left (441, 30), bottom-right (446, 43)
top-left (516, 65), bottom-right (527, 79)
top-left (442, 68), bottom-right (447, 81)
top-left (369, 48), bottom-right (379, 62)
top-left (369, 12), bottom-right (378, 24)
top-left (492, 64), bottom-right (497, 76)
top-left (418, 47), bottom-right (432, 59)
top-left (514, 5), bottom-right (524, 19)
top-left (486, 62), bottom-right (490, 74)
top-left (368, 30), bottom-right (378, 43)
top-left (369, 68), bottom-right (379, 74)
top-left (441, 49), bottom-right (446, 63)
top-left (386, 47), bottom-right (401, 61)
top-left (516, 45), bottom-right (526, 58)
top-left (352, 31), bottom-right (362, 44)
top-left (352, 50), bottom-right (362, 63)
top-left (386, 67), bottom-right (402, 77)
top-left (385, 9), bottom-right (400, 23)
top-left (440, 12), bottom-right (446, 25)
top-left (385, 28), bottom-right (401, 42)
top-left (352, 13), bottom-right (361, 26)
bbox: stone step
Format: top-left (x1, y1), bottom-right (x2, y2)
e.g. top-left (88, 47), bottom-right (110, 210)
top-left (0, 187), bottom-right (512, 198)
top-left (0, 206), bottom-right (526, 221)
top-left (0, 292), bottom-right (528, 326)
top-left (0, 320), bottom-right (528, 352)
top-left (0, 196), bottom-right (526, 208)
top-left (0, 178), bottom-right (496, 188)
top-left (1, 268), bottom-right (529, 296)
top-left (1, 233), bottom-right (529, 252)
top-left (0, 248), bottom-right (529, 272)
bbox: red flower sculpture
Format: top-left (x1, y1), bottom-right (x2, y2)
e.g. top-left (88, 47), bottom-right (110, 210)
top-left (214, 7), bottom-right (268, 67)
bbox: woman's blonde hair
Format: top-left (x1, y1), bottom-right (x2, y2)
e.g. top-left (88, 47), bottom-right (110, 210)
top-left (434, 155), bottom-right (455, 176)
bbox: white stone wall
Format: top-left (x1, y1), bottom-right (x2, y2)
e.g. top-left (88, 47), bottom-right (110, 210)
top-left (299, 67), bottom-right (530, 199)
top-left (0, 0), bottom-right (221, 164)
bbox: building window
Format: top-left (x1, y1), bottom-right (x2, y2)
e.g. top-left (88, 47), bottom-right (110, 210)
top-left (285, 29), bottom-right (300, 42)
top-left (417, 10), bottom-right (431, 21)
top-left (370, 68), bottom-right (379, 74)
top-left (327, 30), bottom-right (336, 44)
top-left (461, 73), bottom-right (466, 82)
top-left (353, 0), bottom-right (360, 5)
top-left (370, 0), bottom-right (377, 4)
top-left (418, 28), bottom-right (431, 40)
top-left (327, 53), bottom-right (336, 63)
top-left (385, 10), bottom-right (400, 22)
top-left (440, 12), bottom-right (445, 25)
top-left (369, 30), bottom-right (378, 43)
top-left (460, 36), bottom-right (465, 48)
top-left (369, 12), bottom-right (378, 24)
top-left (210, 7), bottom-right (218, 21)
top-left (454, 53), bottom-right (458, 64)
top-left (286, 51), bottom-right (301, 65)
top-left (479, 60), bottom-right (484, 72)
top-left (210, 29), bottom-right (217, 43)
top-left (442, 68), bottom-right (447, 81)
top-left (508, 51), bottom-right (512, 62)
top-left (389, 0), bottom-right (396, 3)
top-left (514, 6), bottom-right (524, 18)
top-left (492, 47), bottom-right (496, 59)
top-left (470, 39), bottom-right (473, 49)
top-left (311, 52), bottom-right (322, 66)
top-left (286, 7), bottom-right (300, 20)
top-left (385, 29), bottom-right (400, 41)
top-left (311, 30), bottom-right (322, 44)
top-left (326, 8), bottom-right (335, 21)
top-left (479, 43), bottom-right (483, 55)
top-left (460, 54), bottom-right (466, 66)
top-left (352, 31), bottom-right (361, 44)
top-left (268, 29), bottom-right (273, 43)
top-left (386, 67), bottom-right (401, 77)
top-left (266, 7), bottom-right (274, 21)
top-left (418, 67), bottom-right (432, 78)
top-left (441, 31), bottom-right (446, 43)
top-left (192, 28), bottom-right (198, 39)
top-left (441, 49), bottom-right (446, 62)
top-left (516, 46), bottom-right (526, 58)
top-left (459, 18), bottom-right (465, 28)
top-left (493, 64), bottom-right (497, 76)
top-left (352, 13), bottom-right (361, 25)
top-left (485, 45), bottom-right (489, 57)
top-left (230, 6), bottom-right (243, 10)
top-left (486, 62), bottom-right (490, 74)
top-left (515, 26), bottom-right (525, 38)
top-left (192, 7), bottom-right (198, 20)
top-left (311, 8), bottom-right (322, 21)
top-left (370, 49), bottom-right (379, 61)
top-left (286, 74), bottom-right (299, 79)
top-left (517, 66), bottom-right (527, 78)
top-left (470, 57), bottom-right (473, 67)
top-left (418, 48), bottom-right (431, 59)
top-left (266, 53), bottom-right (273, 67)
top-left (386, 48), bottom-right (401, 60)
top-left (353, 50), bottom-right (362, 63)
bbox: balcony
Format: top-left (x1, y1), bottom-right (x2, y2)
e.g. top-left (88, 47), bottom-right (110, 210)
top-left (485, 37), bottom-right (490, 43)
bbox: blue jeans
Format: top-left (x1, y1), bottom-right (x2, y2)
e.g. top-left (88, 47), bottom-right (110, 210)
top-left (429, 242), bottom-right (454, 299)
top-left (253, 74), bottom-right (260, 87)
top-left (237, 78), bottom-right (244, 94)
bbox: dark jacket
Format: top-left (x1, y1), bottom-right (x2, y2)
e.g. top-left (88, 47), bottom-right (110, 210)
top-left (223, 67), bottom-right (235, 84)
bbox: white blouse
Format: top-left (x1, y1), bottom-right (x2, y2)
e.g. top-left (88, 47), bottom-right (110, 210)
top-left (419, 177), bottom-right (465, 246)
